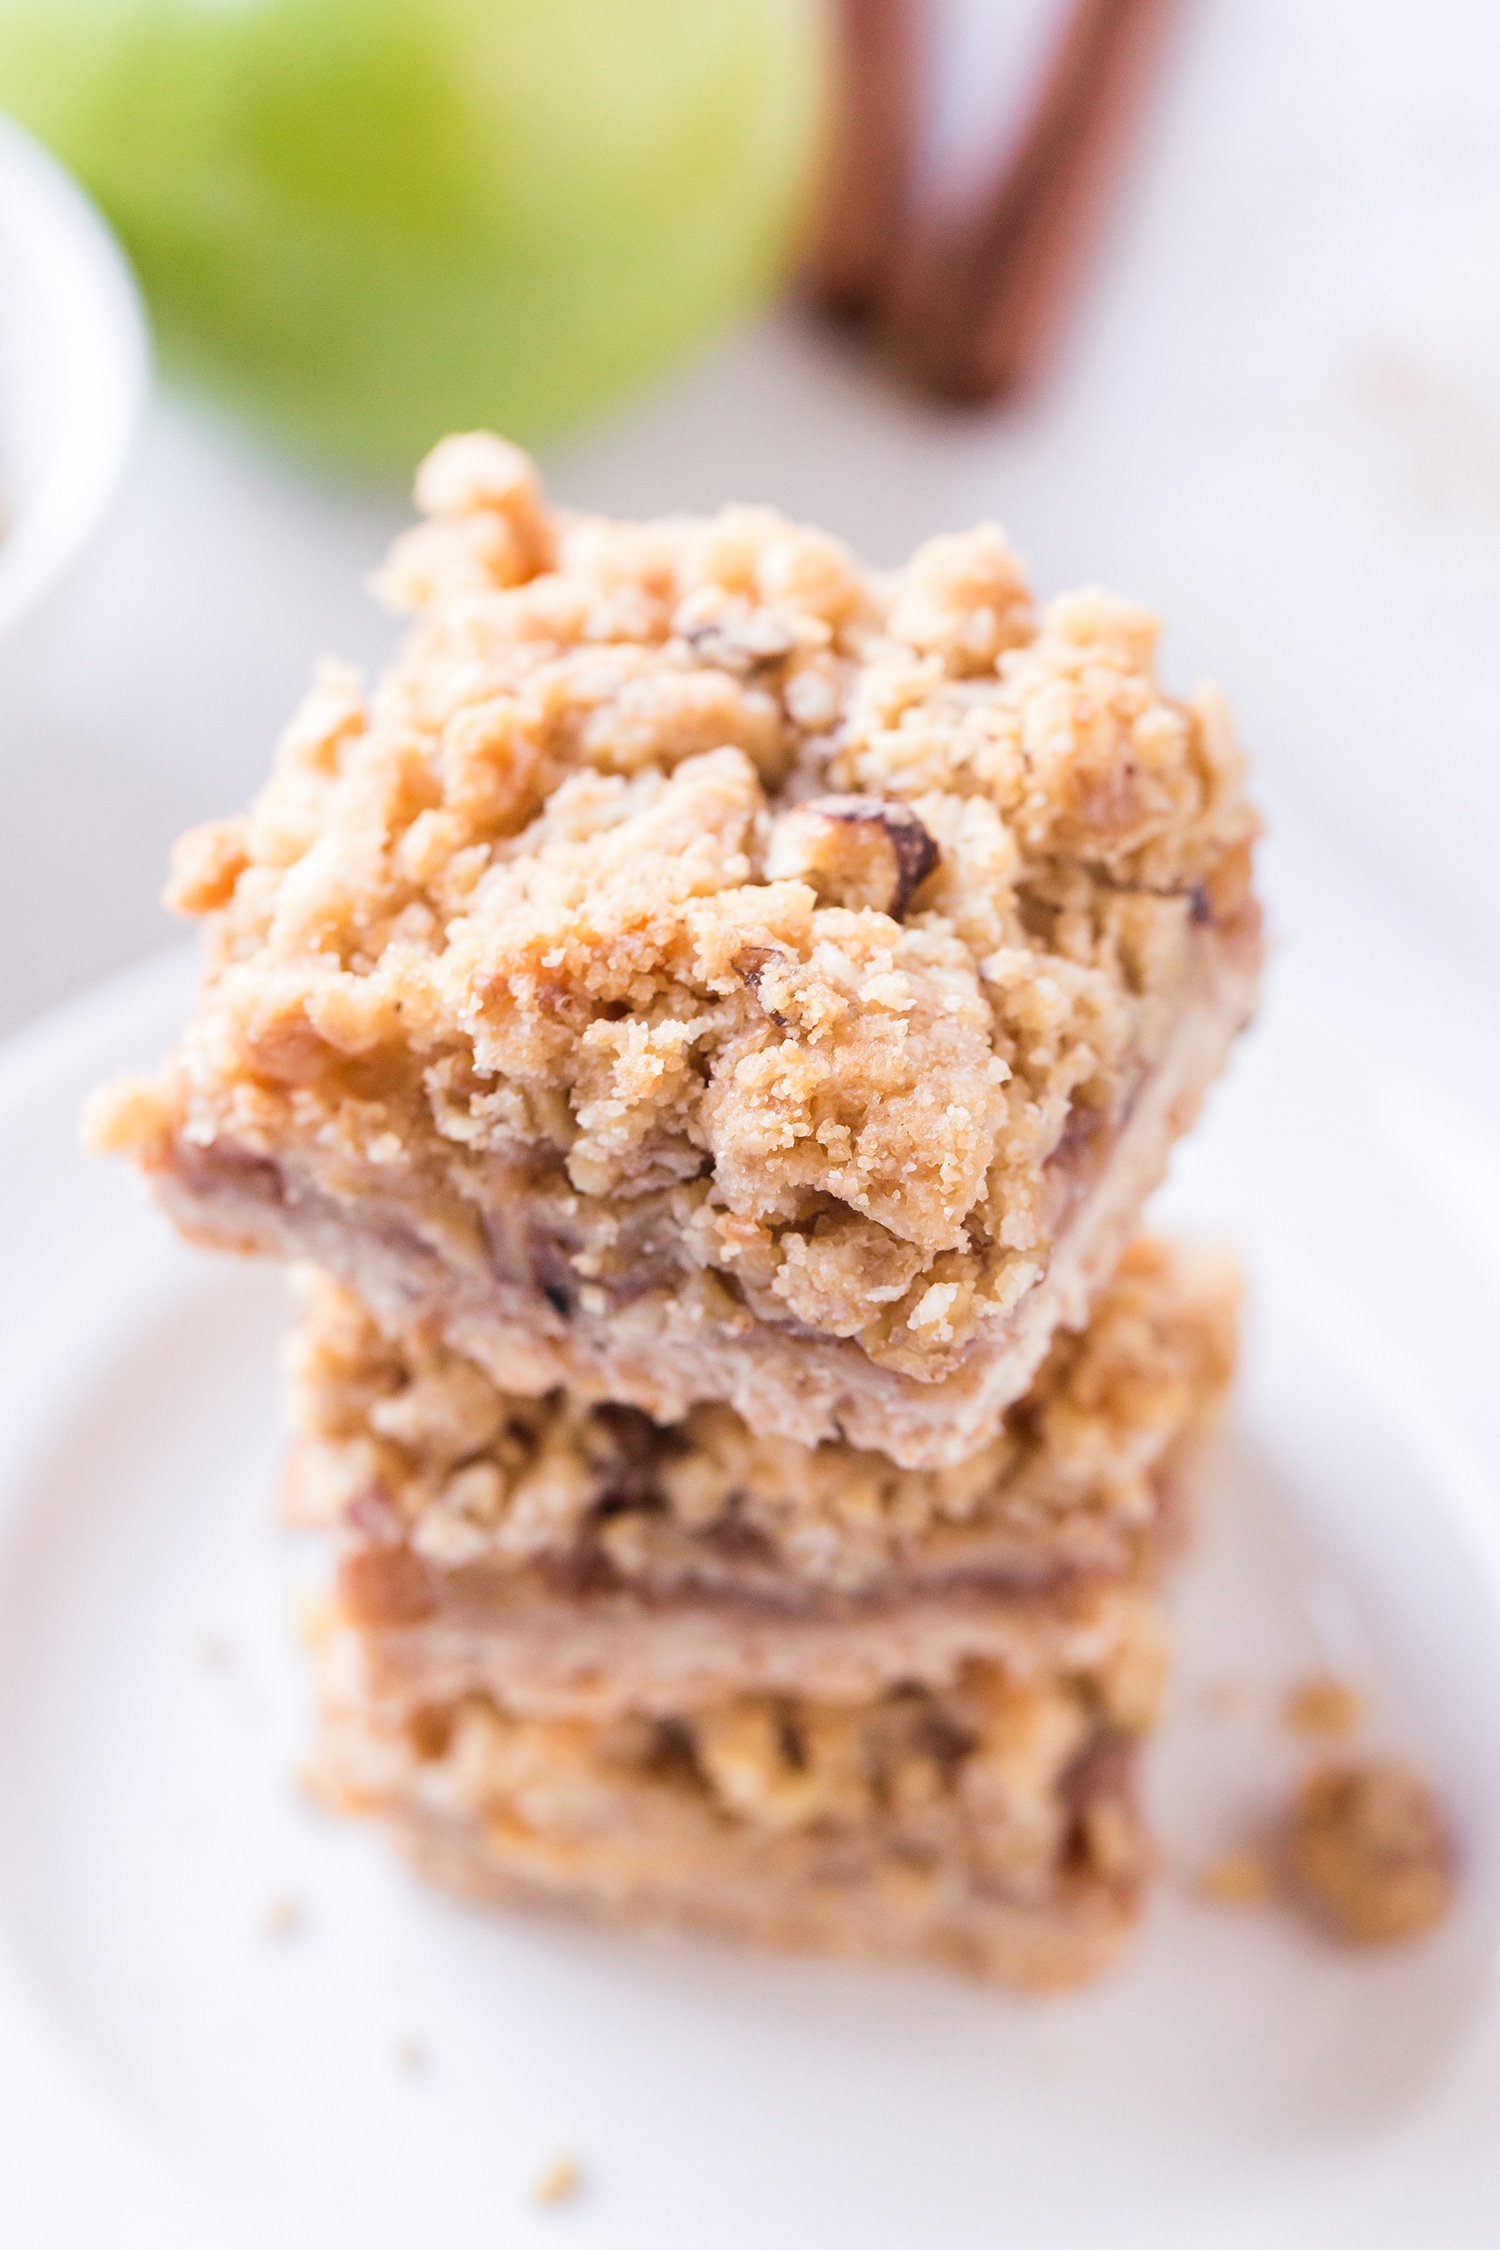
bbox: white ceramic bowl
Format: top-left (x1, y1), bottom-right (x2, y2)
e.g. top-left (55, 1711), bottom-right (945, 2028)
top-left (0, 114), bottom-right (150, 646)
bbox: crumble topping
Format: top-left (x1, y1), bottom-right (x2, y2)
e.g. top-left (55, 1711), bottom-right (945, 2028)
top-left (93, 435), bottom-right (1258, 1376)
top-left (285, 1234), bottom-right (1236, 1594)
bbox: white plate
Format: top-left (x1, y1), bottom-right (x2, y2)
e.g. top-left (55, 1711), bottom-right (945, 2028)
top-left (2, 924), bottom-right (1500, 2250)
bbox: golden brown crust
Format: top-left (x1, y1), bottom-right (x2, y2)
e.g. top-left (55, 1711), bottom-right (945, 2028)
top-left (91, 436), bottom-right (1258, 1405)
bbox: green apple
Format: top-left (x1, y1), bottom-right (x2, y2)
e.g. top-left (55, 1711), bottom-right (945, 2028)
top-left (0, 0), bottom-right (829, 475)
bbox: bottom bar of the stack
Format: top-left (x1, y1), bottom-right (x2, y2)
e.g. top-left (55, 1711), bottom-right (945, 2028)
top-left (312, 1632), bottom-right (1159, 1992)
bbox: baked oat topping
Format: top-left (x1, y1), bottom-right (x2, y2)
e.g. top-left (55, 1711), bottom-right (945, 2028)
top-left (92, 436), bottom-right (1258, 1385)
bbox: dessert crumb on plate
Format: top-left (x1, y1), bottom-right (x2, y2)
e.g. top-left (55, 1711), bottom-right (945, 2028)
top-left (262, 1895), bottom-right (304, 1941)
top-left (1193, 1850), bottom-right (1276, 1908)
top-left (1192, 1754), bottom-right (1457, 1946)
top-left (1286, 1757), bottom-right (1456, 1945)
top-left (1281, 1672), bottom-right (1367, 1740)
top-left (532, 2155), bottom-right (582, 2207)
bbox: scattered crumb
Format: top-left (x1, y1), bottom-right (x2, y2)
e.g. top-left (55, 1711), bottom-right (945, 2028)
top-left (395, 2036), bottom-right (426, 2074)
top-left (263, 1895), bottom-right (304, 1940)
top-left (1193, 1849), bottom-right (1275, 1908)
top-left (194, 1631), bottom-right (235, 1668)
top-left (1195, 1676), bottom-right (1248, 1721)
top-left (293, 1588), bottom-right (334, 1651)
top-left (1282, 1672), bottom-right (1367, 1740)
top-left (532, 2156), bottom-right (582, 2208)
top-left (1285, 1757), bottom-right (1456, 1945)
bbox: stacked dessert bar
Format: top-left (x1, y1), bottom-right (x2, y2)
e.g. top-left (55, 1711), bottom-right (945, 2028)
top-left (92, 436), bottom-right (1260, 1989)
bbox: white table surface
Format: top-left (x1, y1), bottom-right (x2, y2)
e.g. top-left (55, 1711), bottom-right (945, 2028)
top-left (2, 0), bottom-right (1498, 1054)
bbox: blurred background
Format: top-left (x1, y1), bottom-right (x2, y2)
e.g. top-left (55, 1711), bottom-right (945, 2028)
top-left (1, 0), bottom-right (1498, 1101)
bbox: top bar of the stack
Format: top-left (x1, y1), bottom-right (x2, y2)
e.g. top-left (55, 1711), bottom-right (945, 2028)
top-left (89, 435), bottom-right (1260, 1468)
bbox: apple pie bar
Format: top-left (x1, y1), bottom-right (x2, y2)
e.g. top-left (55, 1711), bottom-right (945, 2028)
top-left (311, 1633), bottom-right (1162, 1993)
top-left (288, 1234), bottom-right (1235, 1721)
top-left (90, 435), bottom-right (1260, 1467)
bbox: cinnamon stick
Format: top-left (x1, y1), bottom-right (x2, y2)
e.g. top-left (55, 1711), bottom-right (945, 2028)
top-left (804, 0), bottom-right (929, 326)
top-left (879, 0), bottom-right (1183, 403)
